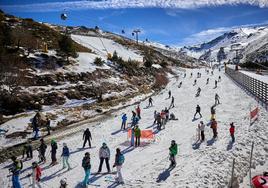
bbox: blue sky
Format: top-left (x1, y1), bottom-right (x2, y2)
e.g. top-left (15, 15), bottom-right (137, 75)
top-left (1, 0), bottom-right (268, 46)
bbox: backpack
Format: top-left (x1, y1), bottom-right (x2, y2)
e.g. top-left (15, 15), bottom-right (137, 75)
top-left (118, 154), bottom-right (125, 165)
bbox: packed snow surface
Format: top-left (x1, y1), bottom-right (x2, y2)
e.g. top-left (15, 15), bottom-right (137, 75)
top-left (0, 68), bottom-right (267, 188)
top-left (71, 35), bottom-right (143, 62)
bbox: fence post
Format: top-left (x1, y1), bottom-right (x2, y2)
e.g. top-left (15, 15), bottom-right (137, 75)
top-left (230, 158), bottom-right (235, 188)
top-left (249, 141), bottom-right (254, 188)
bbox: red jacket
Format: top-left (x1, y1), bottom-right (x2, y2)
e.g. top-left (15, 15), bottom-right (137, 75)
top-left (136, 107), bottom-right (141, 114)
top-left (229, 126), bottom-right (235, 135)
top-left (36, 166), bottom-right (42, 181)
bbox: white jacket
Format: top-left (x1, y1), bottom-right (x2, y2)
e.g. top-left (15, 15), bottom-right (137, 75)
top-left (199, 123), bottom-right (205, 131)
top-left (99, 146), bottom-right (110, 159)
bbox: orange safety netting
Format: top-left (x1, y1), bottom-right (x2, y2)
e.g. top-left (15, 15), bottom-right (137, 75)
top-left (250, 107), bottom-right (259, 119)
top-left (127, 129), bottom-right (155, 139)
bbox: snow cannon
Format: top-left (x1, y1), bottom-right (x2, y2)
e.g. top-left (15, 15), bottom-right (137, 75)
top-left (252, 172), bottom-right (268, 188)
top-left (61, 13), bottom-right (67, 20)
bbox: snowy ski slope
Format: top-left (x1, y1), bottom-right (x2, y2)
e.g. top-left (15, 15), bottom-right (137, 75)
top-left (0, 68), bottom-right (267, 188)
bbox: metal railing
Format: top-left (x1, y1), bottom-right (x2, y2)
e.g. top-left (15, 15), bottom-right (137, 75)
top-left (225, 67), bottom-right (268, 107)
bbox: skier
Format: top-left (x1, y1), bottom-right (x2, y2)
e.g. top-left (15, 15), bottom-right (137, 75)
top-left (82, 152), bottom-right (91, 186)
top-left (169, 140), bottom-right (178, 168)
top-left (156, 113), bottom-right (162, 130)
top-left (153, 110), bottom-right (158, 124)
top-left (164, 107), bottom-right (169, 122)
top-left (200, 121), bottom-right (205, 142)
top-left (229, 122), bottom-right (235, 142)
top-left (46, 117), bottom-right (51, 135)
top-left (196, 87), bottom-right (201, 97)
top-left (184, 73), bottom-right (186, 78)
top-left (98, 142), bottom-right (111, 173)
top-left (130, 127), bottom-right (135, 146)
top-left (178, 81), bottom-right (182, 88)
top-left (50, 139), bottom-right (58, 165)
top-left (121, 113), bottom-right (127, 130)
top-left (215, 93), bottom-right (220, 105)
top-left (32, 115), bottom-right (39, 140)
top-left (211, 119), bottom-right (218, 138)
top-left (211, 70), bottom-right (214, 75)
top-left (148, 97), bottom-right (153, 107)
top-left (190, 72), bottom-right (193, 78)
top-left (206, 78), bottom-right (209, 84)
top-left (193, 79), bottom-right (197, 86)
top-left (22, 141), bottom-right (33, 159)
top-left (9, 156), bottom-right (23, 188)
top-left (113, 148), bottom-right (125, 184)
top-left (134, 125), bottom-right (141, 147)
top-left (168, 90), bottom-right (171, 99)
top-left (31, 161), bottom-right (42, 188)
top-left (60, 178), bottom-right (67, 188)
top-left (38, 139), bottom-right (47, 163)
top-left (194, 105), bottom-right (202, 119)
top-left (218, 76), bottom-right (221, 82)
top-left (61, 143), bottom-right (70, 170)
top-left (214, 80), bottom-right (218, 88)
top-left (211, 106), bottom-right (216, 120)
top-left (83, 128), bottom-right (92, 148)
top-left (131, 112), bottom-right (139, 127)
top-left (170, 96), bottom-right (175, 109)
top-left (136, 105), bottom-right (141, 119)
top-left (160, 110), bottom-right (166, 128)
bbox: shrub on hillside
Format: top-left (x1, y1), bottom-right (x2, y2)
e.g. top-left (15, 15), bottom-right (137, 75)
top-left (153, 73), bottom-right (168, 89)
top-left (94, 57), bottom-right (105, 66)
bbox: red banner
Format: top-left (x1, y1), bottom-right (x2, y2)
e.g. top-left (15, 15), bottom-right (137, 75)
top-left (127, 129), bottom-right (155, 139)
top-left (250, 107), bottom-right (259, 119)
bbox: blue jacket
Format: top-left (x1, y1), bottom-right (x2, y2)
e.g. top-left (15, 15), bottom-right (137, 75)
top-left (122, 114), bottom-right (127, 122)
top-left (62, 146), bottom-right (70, 157)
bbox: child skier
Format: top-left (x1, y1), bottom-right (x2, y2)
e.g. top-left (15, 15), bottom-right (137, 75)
top-left (82, 152), bottom-right (91, 186)
top-left (31, 162), bottom-right (42, 188)
top-left (169, 140), bottom-right (178, 168)
top-left (113, 148), bottom-right (125, 184)
top-left (61, 143), bottom-right (71, 170)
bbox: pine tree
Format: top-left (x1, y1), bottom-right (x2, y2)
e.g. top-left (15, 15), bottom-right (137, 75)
top-left (58, 35), bottom-right (76, 62)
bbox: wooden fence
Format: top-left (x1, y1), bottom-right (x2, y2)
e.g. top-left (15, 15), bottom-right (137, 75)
top-left (225, 67), bottom-right (268, 107)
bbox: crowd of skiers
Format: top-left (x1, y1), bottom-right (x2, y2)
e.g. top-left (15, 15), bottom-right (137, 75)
top-left (7, 66), bottom-right (237, 187)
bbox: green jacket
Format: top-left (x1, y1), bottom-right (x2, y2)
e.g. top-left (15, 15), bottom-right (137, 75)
top-left (134, 127), bottom-right (141, 137)
top-left (169, 144), bottom-right (178, 156)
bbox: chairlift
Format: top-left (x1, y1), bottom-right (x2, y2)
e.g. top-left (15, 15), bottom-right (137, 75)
top-left (61, 13), bottom-right (67, 20)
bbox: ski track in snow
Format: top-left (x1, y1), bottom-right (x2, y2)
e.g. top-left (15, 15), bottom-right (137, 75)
top-left (0, 68), bottom-right (267, 188)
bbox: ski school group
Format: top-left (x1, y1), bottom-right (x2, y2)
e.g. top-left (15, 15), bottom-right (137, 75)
top-left (7, 67), bottom-right (237, 188)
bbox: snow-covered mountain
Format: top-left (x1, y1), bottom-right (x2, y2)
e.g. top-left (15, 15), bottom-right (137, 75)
top-left (182, 25), bottom-right (268, 64)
